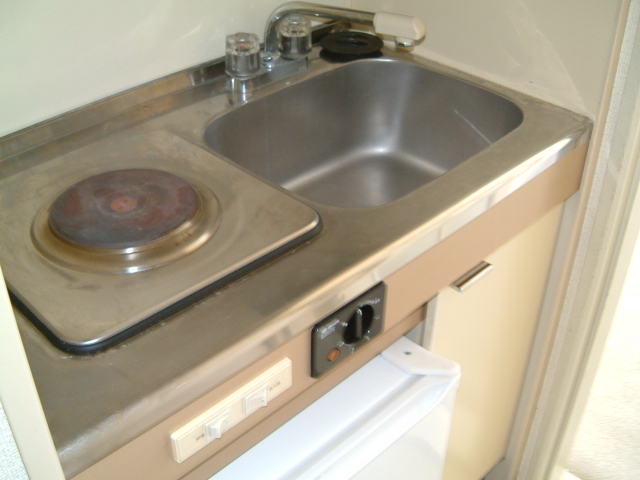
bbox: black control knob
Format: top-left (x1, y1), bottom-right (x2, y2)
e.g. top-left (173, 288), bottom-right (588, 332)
top-left (344, 304), bottom-right (375, 344)
top-left (311, 283), bottom-right (386, 378)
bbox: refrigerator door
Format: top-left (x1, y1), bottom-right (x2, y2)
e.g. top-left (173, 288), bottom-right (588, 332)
top-left (212, 337), bottom-right (460, 480)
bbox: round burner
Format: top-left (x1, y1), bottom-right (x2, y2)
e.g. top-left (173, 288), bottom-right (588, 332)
top-left (49, 169), bottom-right (200, 248)
top-left (32, 169), bottom-right (222, 274)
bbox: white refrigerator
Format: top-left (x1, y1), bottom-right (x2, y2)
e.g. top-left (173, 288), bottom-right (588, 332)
top-left (213, 336), bottom-right (461, 480)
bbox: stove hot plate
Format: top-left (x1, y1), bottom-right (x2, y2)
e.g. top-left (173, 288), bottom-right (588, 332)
top-left (32, 168), bottom-right (221, 274)
top-left (0, 131), bottom-right (321, 354)
top-left (49, 168), bottom-right (201, 249)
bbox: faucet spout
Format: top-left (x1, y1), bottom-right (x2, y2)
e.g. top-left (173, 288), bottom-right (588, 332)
top-left (264, 2), bottom-right (374, 58)
top-left (263, 2), bottom-right (425, 60)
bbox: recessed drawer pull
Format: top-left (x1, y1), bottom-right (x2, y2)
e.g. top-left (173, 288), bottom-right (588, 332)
top-left (452, 261), bottom-right (494, 292)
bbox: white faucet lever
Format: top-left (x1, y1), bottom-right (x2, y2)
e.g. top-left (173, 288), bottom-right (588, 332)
top-left (373, 12), bottom-right (426, 45)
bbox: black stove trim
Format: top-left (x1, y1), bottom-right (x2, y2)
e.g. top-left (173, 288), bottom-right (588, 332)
top-left (11, 217), bottom-right (323, 356)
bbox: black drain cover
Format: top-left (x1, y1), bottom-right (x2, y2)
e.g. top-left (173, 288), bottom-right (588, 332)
top-left (320, 32), bottom-right (383, 62)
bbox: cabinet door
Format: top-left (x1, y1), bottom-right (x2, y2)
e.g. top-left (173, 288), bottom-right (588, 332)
top-left (430, 204), bottom-right (563, 480)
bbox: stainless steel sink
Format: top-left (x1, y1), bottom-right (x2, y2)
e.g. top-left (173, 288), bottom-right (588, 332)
top-left (204, 58), bottom-right (523, 208)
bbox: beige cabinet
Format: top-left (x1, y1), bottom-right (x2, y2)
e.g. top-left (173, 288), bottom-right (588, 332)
top-left (429, 204), bottom-right (563, 480)
top-left (383, 144), bottom-right (586, 480)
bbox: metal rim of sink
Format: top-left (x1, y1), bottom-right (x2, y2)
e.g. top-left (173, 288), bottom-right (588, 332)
top-left (203, 55), bottom-right (526, 209)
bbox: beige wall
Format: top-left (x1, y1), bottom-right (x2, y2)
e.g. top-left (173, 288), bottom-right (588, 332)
top-left (0, 269), bottom-right (65, 479)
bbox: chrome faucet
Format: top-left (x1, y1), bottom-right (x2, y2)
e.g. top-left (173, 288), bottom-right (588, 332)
top-left (224, 2), bottom-right (425, 87)
top-left (262, 2), bottom-right (425, 65)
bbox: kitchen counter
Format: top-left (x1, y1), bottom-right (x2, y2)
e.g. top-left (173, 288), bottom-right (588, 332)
top-left (1, 47), bottom-right (591, 477)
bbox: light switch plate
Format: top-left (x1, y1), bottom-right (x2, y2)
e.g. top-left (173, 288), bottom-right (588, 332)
top-left (170, 357), bottom-right (292, 463)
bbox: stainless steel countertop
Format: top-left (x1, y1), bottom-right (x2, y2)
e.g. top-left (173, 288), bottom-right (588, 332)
top-left (2, 47), bottom-right (591, 477)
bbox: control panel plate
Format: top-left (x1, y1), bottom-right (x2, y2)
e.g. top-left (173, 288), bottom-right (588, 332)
top-left (311, 283), bottom-right (385, 377)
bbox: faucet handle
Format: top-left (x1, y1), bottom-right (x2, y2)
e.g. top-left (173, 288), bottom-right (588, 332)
top-left (226, 32), bottom-right (262, 78)
top-left (279, 15), bottom-right (312, 59)
top-left (373, 12), bottom-right (426, 47)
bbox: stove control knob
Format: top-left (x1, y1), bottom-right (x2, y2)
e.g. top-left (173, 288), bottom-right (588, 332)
top-left (311, 283), bottom-right (386, 378)
top-left (344, 305), bottom-right (375, 344)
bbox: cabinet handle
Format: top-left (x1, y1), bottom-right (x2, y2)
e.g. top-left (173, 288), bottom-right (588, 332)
top-left (452, 261), bottom-right (494, 292)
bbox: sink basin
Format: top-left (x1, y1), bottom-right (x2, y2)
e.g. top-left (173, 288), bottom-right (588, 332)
top-left (204, 58), bottom-right (523, 208)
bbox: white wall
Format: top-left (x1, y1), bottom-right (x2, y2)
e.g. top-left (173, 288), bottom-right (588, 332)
top-left (0, 0), bottom-right (622, 137)
top-left (0, 0), bottom-right (347, 137)
top-left (353, 0), bottom-right (623, 118)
